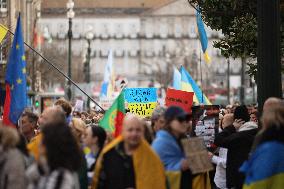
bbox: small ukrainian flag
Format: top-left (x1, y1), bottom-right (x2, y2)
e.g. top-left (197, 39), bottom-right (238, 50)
top-left (196, 10), bottom-right (211, 64)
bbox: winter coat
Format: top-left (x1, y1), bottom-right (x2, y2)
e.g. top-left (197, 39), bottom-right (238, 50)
top-left (214, 123), bottom-right (258, 189)
top-left (26, 163), bottom-right (80, 189)
top-left (0, 147), bottom-right (27, 189)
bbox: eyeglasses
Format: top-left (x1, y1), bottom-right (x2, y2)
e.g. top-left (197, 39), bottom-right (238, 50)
top-left (176, 115), bottom-right (190, 123)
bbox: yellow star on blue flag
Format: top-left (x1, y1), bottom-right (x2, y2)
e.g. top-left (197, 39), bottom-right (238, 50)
top-left (3, 15), bottom-right (27, 125)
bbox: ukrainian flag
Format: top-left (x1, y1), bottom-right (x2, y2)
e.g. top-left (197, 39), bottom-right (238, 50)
top-left (196, 10), bottom-right (211, 64)
top-left (180, 66), bottom-right (211, 105)
top-left (240, 141), bottom-right (284, 189)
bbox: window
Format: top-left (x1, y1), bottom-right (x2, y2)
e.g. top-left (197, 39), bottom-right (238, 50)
top-left (0, 0), bottom-right (7, 12)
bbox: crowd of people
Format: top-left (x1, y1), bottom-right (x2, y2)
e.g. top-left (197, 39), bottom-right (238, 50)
top-left (0, 97), bottom-right (283, 189)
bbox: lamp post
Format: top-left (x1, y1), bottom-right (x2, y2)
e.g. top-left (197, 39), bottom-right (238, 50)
top-left (66, 0), bottom-right (75, 101)
top-left (85, 30), bottom-right (94, 109)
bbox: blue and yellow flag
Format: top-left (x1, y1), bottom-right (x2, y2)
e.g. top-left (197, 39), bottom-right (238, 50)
top-left (3, 15), bottom-right (27, 126)
top-left (196, 10), bottom-right (211, 64)
top-left (180, 66), bottom-right (211, 105)
top-left (240, 141), bottom-right (284, 189)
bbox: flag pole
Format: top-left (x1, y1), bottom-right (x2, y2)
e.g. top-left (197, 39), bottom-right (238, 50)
top-left (2, 26), bottom-right (105, 113)
top-left (199, 49), bottom-right (204, 104)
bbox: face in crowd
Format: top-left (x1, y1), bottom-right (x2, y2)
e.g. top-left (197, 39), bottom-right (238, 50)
top-left (19, 113), bottom-right (38, 141)
top-left (37, 106), bottom-right (66, 129)
top-left (122, 114), bottom-right (144, 149)
top-left (153, 116), bottom-right (165, 132)
top-left (169, 115), bottom-right (188, 137)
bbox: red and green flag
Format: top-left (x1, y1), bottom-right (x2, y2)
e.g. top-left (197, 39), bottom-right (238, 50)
top-left (99, 91), bottom-right (125, 137)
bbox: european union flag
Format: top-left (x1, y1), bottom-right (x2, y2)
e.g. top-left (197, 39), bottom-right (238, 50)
top-left (3, 15), bottom-right (27, 126)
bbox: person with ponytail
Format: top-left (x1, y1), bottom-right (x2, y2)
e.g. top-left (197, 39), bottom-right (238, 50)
top-left (83, 124), bottom-right (107, 185)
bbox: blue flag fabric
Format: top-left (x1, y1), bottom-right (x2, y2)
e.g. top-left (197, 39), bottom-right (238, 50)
top-left (4, 15), bottom-right (27, 124)
top-left (240, 141), bottom-right (284, 189)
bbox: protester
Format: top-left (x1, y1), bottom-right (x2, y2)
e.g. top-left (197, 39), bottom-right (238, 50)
top-left (54, 98), bottom-right (73, 124)
top-left (214, 105), bottom-right (258, 189)
top-left (262, 97), bottom-right (282, 112)
top-left (240, 103), bottom-right (284, 189)
top-left (27, 106), bottom-right (66, 160)
top-left (26, 123), bottom-right (82, 189)
top-left (250, 97), bottom-right (283, 152)
top-left (19, 110), bottom-right (38, 142)
top-left (250, 111), bottom-right (258, 124)
top-left (151, 106), bottom-right (166, 135)
top-left (0, 126), bottom-right (27, 189)
top-left (208, 113), bottom-right (234, 189)
top-left (152, 106), bottom-right (193, 189)
top-left (83, 125), bottom-right (106, 184)
top-left (91, 114), bottom-right (167, 189)
top-left (70, 118), bottom-right (87, 144)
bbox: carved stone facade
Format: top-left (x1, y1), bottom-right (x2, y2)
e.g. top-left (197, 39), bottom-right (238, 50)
top-left (39, 0), bottom-right (242, 89)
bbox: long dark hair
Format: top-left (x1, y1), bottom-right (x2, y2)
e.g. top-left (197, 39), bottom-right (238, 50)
top-left (42, 123), bottom-right (83, 171)
top-left (90, 125), bottom-right (107, 156)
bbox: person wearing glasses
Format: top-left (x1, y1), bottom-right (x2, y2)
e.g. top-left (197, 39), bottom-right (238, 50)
top-left (152, 106), bottom-right (192, 189)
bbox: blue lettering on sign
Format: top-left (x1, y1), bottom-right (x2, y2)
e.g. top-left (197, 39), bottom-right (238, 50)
top-left (125, 88), bottom-right (157, 103)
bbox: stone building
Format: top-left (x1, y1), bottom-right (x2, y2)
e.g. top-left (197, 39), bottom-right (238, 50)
top-left (0, 0), bottom-right (41, 90)
top-left (39, 0), bottom-right (243, 99)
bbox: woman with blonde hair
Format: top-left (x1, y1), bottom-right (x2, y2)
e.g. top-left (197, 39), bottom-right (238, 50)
top-left (70, 118), bottom-right (87, 144)
top-left (241, 103), bottom-right (284, 189)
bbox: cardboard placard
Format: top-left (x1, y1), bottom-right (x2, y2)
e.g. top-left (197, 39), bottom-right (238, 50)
top-left (191, 105), bottom-right (220, 150)
top-left (165, 88), bottom-right (194, 113)
top-left (182, 138), bottom-right (213, 174)
top-left (125, 88), bottom-right (157, 103)
top-left (74, 99), bottom-right (84, 112)
top-left (99, 98), bottom-right (116, 110)
top-left (128, 102), bottom-right (157, 118)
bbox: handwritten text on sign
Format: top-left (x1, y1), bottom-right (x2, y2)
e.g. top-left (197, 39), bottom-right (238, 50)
top-left (165, 88), bottom-right (194, 113)
top-left (125, 88), bottom-right (157, 103)
top-left (128, 102), bottom-right (157, 117)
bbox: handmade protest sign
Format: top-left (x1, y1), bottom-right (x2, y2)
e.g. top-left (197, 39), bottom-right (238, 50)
top-left (74, 99), bottom-right (84, 112)
top-left (165, 88), bottom-right (194, 113)
top-left (182, 138), bottom-right (213, 174)
top-left (124, 88), bottom-right (157, 118)
top-left (125, 88), bottom-right (157, 103)
top-left (191, 105), bottom-right (220, 150)
top-left (128, 102), bottom-right (157, 117)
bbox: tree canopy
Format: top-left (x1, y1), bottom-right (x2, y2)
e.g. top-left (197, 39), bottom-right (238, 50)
top-left (188, 0), bottom-right (259, 77)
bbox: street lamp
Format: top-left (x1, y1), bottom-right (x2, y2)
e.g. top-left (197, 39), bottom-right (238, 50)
top-left (84, 30), bottom-right (94, 109)
top-left (66, 0), bottom-right (75, 100)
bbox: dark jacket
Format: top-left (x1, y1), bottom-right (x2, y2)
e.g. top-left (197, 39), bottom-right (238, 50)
top-left (214, 125), bottom-right (258, 189)
top-left (97, 142), bottom-right (135, 189)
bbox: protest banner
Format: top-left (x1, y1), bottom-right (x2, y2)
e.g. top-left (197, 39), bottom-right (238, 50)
top-left (182, 138), bottom-right (213, 174)
top-left (128, 102), bottom-right (157, 118)
top-left (191, 105), bottom-right (220, 150)
top-left (165, 88), bottom-right (194, 113)
top-left (124, 88), bottom-right (158, 118)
